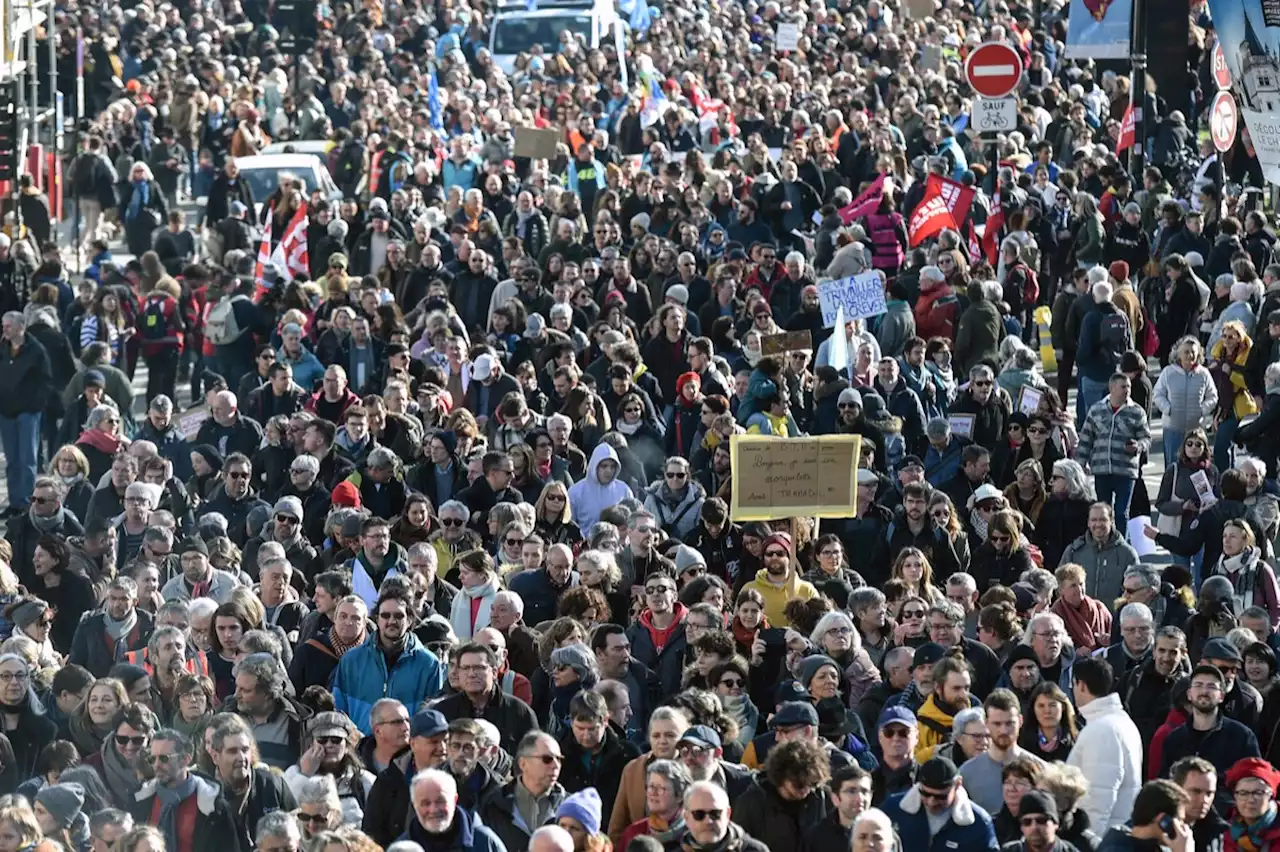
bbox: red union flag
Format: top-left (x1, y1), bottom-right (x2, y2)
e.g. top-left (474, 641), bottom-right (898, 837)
top-left (838, 174), bottom-right (887, 224)
top-left (930, 173), bottom-right (977, 224)
top-left (1117, 104), bottom-right (1136, 153)
top-left (908, 180), bottom-right (959, 247)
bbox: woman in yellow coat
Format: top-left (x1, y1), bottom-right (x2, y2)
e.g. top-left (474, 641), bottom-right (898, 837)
top-left (1208, 320), bottom-right (1259, 471)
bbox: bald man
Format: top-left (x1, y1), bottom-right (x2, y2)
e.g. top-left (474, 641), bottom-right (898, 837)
top-left (475, 627), bottom-right (533, 705)
top-left (530, 826), bottom-right (574, 852)
top-left (194, 389), bottom-right (264, 458)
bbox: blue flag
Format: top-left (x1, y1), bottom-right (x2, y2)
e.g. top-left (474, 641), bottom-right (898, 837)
top-left (428, 71), bottom-right (444, 131)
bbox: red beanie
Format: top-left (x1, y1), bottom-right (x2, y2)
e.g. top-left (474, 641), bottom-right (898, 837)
top-left (1108, 261), bottom-right (1130, 283)
top-left (763, 531), bottom-right (793, 554)
top-left (676, 372), bottom-right (702, 397)
top-left (331, 481), bottom-right (362, 508)
top-left (1227, 758), bottom-right (1280, 793)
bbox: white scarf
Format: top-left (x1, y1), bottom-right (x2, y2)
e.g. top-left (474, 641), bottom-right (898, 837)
top-left (449, 579), bottom-right (497, 640)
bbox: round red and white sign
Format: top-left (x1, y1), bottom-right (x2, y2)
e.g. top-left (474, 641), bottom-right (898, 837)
top-left (964, 42), bottom-right (1024, 100)
top-left (1213, 42), bottom-right (1232, 91)
top-left (1211, 90), bottom-right (1238, 153)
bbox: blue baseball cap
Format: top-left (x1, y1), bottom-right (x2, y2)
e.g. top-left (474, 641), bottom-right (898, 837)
top-left (878, 705), bottom-right (917, 731)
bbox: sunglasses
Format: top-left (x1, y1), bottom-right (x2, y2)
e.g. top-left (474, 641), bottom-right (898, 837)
top-left (315, 736), bottom-right (345, 746)
top-left (690, 810), bottom-right (724, 822)
top-left (764, 549), bottom-right (788, 558)
top-left (1186, 440), bottom-right (1205, 448)
top-left (1021, 817), bottom-right (1052, 827)
top-left (973, 380), bottom-right (993, 387)
top-left (275, 514), bottom-right (300, 524)
top-left (989, 534), bottom-right (1011, 543)
top-left (931, 510), bottom-right (950, 519)
top-left (918, 788), bottom-right (953, 801)
top-left (719, 677), bottom-right (743, 688)
top-left (441, 518), bottom-right (465, 527)
top-left (115, 734), bottom-right (148, 747)
top-left (646, 586), bottom-right (675, 595)
top-left (881, 726), bottom-right (912, 739)
top-left (31, 495), bottom-right (55, 505)
top-left (1027, 427), bottom-right (1047, 434)
top-left (902, 609), bottom-right (926, 618)
top-left (505, 538), bottom-right (525, 547)
top-left (227, 471), bottom-right (251, 479)
top-left (145, 753), bottom-right (181, 765)
top-left (298, 814), bottom-right (330, 826)
top-left (666, 471), bottom-right (688, 480)
top-left (532, 753), bottom-right (562, 764)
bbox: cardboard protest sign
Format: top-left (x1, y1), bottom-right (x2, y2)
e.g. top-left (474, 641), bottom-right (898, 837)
top-left (513, 127), bottom-right (561, 160)
top-left (761, 330), bottom-right (814, 356)
top-left (729, 434), bottom-right (862, 521)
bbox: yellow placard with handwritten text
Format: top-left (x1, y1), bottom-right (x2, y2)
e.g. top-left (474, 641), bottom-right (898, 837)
top-left (729, 434), bottom-right (862, 521)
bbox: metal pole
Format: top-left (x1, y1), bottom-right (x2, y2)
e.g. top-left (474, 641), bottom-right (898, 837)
top-left (25, 0), bottom-right (35, 142)
top-left (74, 28), bottom-right (82, 121)
top-left (1130, 0), bottom-right (1146, 180)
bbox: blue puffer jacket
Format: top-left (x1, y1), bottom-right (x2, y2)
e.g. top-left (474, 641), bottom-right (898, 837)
top-left (332, 633), bottom-right (446, 734)
top-left (881, 784), bottom-right (998, 852)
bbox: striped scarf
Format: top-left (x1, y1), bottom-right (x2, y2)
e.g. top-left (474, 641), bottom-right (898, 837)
top-left (329, 630), bottom-right (365, 659)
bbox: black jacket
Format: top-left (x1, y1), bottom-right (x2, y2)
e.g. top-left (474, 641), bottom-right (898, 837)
top-left (432, 686), bottom-right (539, 755)
top-left (1159, 713), bottom-right (1260, 813)
top-left (6, 509), bottom-right (84, 590)
top-left (68, 609), bottom-right (154, 677)
top-left (0, 332), bottom-right (50, 417)
top-left (362, 750), bottom-right (419, 847)
top-left (1120, 654), bottom-right (1190, 746)
top-left (557, 725), bottom-right (641, 828)
top-left (735, 778), bottom-right (829, 852)
top-left (475, 780), bottom-right (567, 852)
top-left (226, 767), bottom-right (297, 852)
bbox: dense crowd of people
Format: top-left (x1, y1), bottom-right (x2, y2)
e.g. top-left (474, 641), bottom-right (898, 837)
top-left (0, 0), bottom-right (1276, 850)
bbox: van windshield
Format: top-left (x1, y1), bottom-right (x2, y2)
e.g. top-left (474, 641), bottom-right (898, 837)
top-left (492, 14), bottom-right (592, 55)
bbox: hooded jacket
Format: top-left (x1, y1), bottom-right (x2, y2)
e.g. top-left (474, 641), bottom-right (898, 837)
top-left (568, 444), bottom-right (634, 530)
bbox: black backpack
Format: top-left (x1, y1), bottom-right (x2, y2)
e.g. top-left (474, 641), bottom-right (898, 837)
top-left (1098, 310), bottom-right (1130, 365)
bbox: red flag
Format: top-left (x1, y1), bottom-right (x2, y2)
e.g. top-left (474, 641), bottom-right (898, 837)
top-left (838, 174), bottom-right (887, 224)
top-left (908, 179), bottom-right (960, 247)
top-left (931, 173), bottom-right (977, 226)
top-left (981, 205), bottom-right (1006, 265)
top-left (1117, 104), bottom-right (1136, 153)
top-left (967, 220), bottom-right (982, 264)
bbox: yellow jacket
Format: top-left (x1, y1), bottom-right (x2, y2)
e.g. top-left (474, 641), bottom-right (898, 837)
top-left (915, 693), bottom-right (961, 764)
top-left (1211, 337), bottom-right (1260, 420)
top-left (741, 567), bottom-right (818, 627)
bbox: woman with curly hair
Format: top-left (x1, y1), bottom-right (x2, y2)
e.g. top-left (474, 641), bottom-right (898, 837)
top-left (529, 615), bottom-right (588, 721)
top-left (557, 586), bottom-right (610, 629)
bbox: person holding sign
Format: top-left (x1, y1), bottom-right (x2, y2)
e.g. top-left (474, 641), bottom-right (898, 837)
top-left (740, 531), bottom-right (818, 628)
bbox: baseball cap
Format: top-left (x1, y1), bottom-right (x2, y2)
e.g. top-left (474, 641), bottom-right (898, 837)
top-left (770, 701), bottom-right (819, 729)
top-left (471, 353), bottom-right (496, 380)
top-left (900, 455), bottom-right (925, 471)
top-left (913, 642), bottom-right (946, 669)
top-left (410, 710), bottom-right (449, 739)
top-left (678, 724), bottom-right (722, 750)
top-left (917, 756), bottom-right (959, 788)
top-left (878, 705), bottom-right (917, 731)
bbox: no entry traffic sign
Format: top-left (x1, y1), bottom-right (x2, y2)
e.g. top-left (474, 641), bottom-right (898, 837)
top-left (1211, 90), bottom-right (1239, 153)
top-left (965, 42), bottom-right (1024, 100)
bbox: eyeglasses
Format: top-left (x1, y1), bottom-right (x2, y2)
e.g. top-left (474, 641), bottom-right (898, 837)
top-left (115, 734), bottom-right (148, 747)
top-left (1026, 427), bottom-right (1047, 434)
top-left (719, 677), bottom-right (743, 688)
top-left (145, 752), bottom-right (181, 765)
top-left (1212, 663), bottom-right (1240, 675)
top-left (973, 380), bottom-right (993, 387)
top-left (764, 549), bottom-right (788, 558)
top-left (531, 753), bottom-right (563, 764)
top-left (690, 809), bottom-right (724, 822)
top-left (0, 671), bottom-right (28, 683)
top-left (31, 495), bottom-right (55, 505)
top-left (931, 510), bottom-right (950, 519)
top-left (665, 471), bottom-right (688, 480)
top-left (315, 736), bottom-right (345, 746)
top-left (1237, 788), bottom-right (1275, 800)
top-left (505, 537), bottom-right (525, 547)
top-left (441, 518), bottom-right (466, 527)
top-left (259, 353), bottom-right (277, 361)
